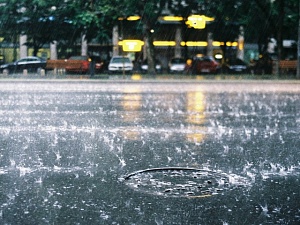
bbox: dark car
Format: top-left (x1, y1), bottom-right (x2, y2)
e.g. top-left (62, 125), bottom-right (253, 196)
top-left (90, 56), bottom-right (105, 73)
top-left (192, 56), bottom-right (220, 74)
top-left (140, 59), bottom-right (162, 73)
top-left (250, 53), bottom-right (276, 75)
top-left (0, 56), bottom-right (46, 74)
top-left (222, 58), bottom-right (249, 74)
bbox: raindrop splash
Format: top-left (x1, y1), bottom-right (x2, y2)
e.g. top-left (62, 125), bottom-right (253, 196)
top-left (123, 167), bottom-right (252, 198)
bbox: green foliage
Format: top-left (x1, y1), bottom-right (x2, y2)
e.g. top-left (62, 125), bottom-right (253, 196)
top-left (0, 0), bottom-right (298, 58)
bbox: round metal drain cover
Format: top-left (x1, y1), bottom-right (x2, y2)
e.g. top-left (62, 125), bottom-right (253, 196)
top-left (123, 167), bottom-right (251, 198)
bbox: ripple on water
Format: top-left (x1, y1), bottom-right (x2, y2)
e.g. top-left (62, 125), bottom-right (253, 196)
top-left (122, 167), bottom-right (253, 198)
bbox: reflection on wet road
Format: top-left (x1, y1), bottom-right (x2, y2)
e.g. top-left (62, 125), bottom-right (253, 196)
top-left (0, 80), bottom-right (299, 224)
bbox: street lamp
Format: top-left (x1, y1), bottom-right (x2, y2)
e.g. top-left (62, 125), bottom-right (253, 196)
top-left (119, 40), bottom-right (144, 52)
top-left (185, 15), bottom-right (214, 29)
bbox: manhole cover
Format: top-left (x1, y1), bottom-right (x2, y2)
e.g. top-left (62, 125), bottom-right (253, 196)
top-left (122, 167), bottom-right (251, 198)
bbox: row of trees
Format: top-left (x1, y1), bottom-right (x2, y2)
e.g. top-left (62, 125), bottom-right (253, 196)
top-left (0, 0), bottom-right (298, 73)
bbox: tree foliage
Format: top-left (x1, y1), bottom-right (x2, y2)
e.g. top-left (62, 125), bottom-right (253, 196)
top-left (0, 0), bottom-right (298, 60)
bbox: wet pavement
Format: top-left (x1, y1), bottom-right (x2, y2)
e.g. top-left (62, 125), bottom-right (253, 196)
top-left (0, 79), bottom-right (300, 224)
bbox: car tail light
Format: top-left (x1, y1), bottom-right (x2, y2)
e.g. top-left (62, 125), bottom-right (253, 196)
top-left (82, 61), bottom-right (89, 69)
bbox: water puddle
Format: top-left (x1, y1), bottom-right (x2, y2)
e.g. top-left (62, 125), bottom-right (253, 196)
top-left (122, 167), bottom-right (252, 198)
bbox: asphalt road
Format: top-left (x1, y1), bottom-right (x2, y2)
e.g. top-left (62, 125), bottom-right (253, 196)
top-left (0, 79), bottom-right (299, 224)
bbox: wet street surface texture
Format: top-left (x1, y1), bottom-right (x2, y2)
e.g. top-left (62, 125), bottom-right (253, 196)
top-left (0, 80), bottom-right (300, 224)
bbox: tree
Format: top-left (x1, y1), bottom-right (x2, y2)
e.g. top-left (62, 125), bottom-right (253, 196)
top-left (240, 0), bottom-right (298, 59)
top-left (114, 0), bottom-right (167, 74)
top-left (0, 1), bottom-right (24, 45)
top-left (297, 0), bottom-right (300, 79)
top-left (0, 0), bottom-right (71, 56)
top-left (21, 0), bottom-right (78, 56)
top-left (93, 0), bottom-right (129, 43)
top-left (1, 0), bottom-right (299, 66)
top-left (0, 0), bottom-right (104, 57)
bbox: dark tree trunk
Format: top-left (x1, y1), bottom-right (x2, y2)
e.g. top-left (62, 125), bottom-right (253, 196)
top-left (297, 0), bottom-right (300, 79)
top-left (143, 23), bottom-right (156, 75)
top-left (277, 0), bottom-right (284, 60)
top-left (33, 46), bottom-right (39, 56)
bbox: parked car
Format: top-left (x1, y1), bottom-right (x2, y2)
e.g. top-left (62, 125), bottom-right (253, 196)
top-left (140, 59), bottom-right (162, 73)
top-left (108, 56), bottom-right (133, 73)
top-left (90, 56), bottom-right (105, 73)
top-left (65, 56), bottom-right (91, 74)
top-left (192, 56), bottom-right (220, 74)
top-left (46, 55), bottom-right (105, 74)
top-left (250, 54), bottom-right (276, 75)
top-left (222, 58), bottom-right (249, 74)
top-left (168, 58), bottom-right (186, 73)
top-left (0, 56), bottom-right (46, 74)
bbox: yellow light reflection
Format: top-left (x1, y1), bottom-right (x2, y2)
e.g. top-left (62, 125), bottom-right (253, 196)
top-left (186, 16), bottom-right (206, 29)
top-left (122, 89), bottom-right (142, 112)
top-left (238, 40), bottom-right (244, 50)
top-left (184, 41), bottom-right (208, 47)
top-left (118, 16), bottom-right (140, 21)
top-left (215, 54), bottom-right (223, 60)
top-left (212, 41), bottom-right (221, 46)
top-left (185, 15), bottom-right (214, 29)
top-left (127, 16), bottom-right (140, 21)
top-left (153, 41), bottom-right (176, 46)
top-left (186, 91), bottom-right (207, 143)
top-left (120, 128), bottom-right (140, 141)
top-left (121, 87), bottom-right (142, 140)
top-left (120, 40), bottom-right (144, 52)
top-left (186, 91), bottom-right (206, 124)
top-left (204, 16), bottom-right (215, 22)
top-left (162, 16), bottom-right (183, 21)
top-left (186, 126), bottom-right (207, 143)
top-left (226, 41), bottom-right (238, 47)
top-left (195, 75), bottom-right (206, 80)
top-left (118, 40), bottom-right (236, 48)
top-left (131, 74), bottom-right (142, 80)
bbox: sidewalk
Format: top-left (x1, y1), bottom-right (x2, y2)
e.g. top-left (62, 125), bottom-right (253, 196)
top-left (0, 72), bottom-right (298, 81)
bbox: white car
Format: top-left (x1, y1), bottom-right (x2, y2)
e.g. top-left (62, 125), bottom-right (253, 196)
top-left (168, 58), bottom-right (186, 73)
top-left (108, 56), bottom-right (133, 73)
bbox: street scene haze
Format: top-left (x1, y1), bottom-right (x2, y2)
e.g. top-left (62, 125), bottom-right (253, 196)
top-left (0, 1), bottom-right (300, 225)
